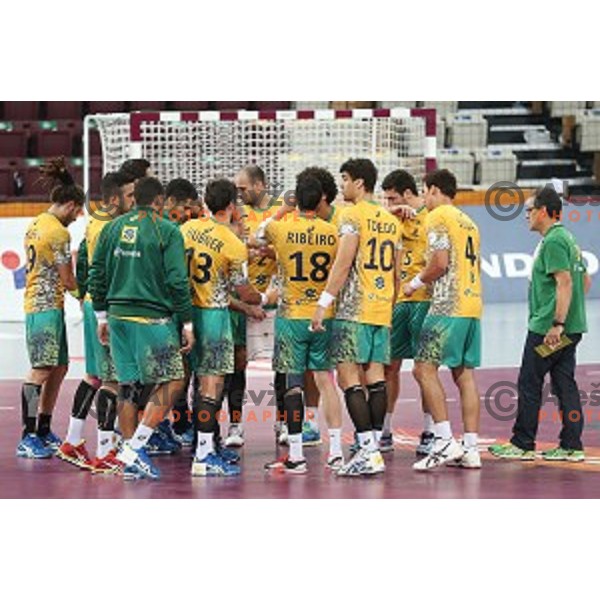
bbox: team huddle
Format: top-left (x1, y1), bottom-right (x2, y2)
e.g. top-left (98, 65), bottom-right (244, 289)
top-left (17, 156), bottom-right (485, 480)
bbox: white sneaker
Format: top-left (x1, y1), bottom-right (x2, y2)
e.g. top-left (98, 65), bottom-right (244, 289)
top-left (224, 424), bottom-right (245, 448)
top-left (413, 437), bottom-right (463, 471)
top-left (448, 446), bottom-right (482, 469)
top-left (337, 447), bottom-right (385, 477)
top-left (326, 454), bottom-right (344, 471)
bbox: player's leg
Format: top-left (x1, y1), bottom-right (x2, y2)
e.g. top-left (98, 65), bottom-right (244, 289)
top-left (191, 308), bottom-right (240, 477)
top-left (333, 320), bottom-right (385, 476)
top-left (450, 367), bottom-right (481, 468)
top-left (91, 381), bottom-right (122, 473)
top-left (18, 365), bottom-right (53, 459)
top-left (302, 371), bottom-right (322, 446)
top-left (383, 359), bottom-right (400, 452)
top-left (266, 317), bottom-right (310, 473)
top-left (224, 342), bottom-right (247, 447)
top-left (118, 318), bottom-right (187, 480)
top-left (412, 316), bottom-right (465, 471)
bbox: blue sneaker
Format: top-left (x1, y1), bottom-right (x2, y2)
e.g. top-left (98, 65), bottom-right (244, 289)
top-left (39, 431), bottom-right (62, 454)
top-left (173, 426), bottom-right (195, 447)
top-left (146, 429), bottom-right (179, 456)
top-left (16, 434), bottom-right (54, 459)
top-left (158, 420), bottom-right (182, 450)
top-left (118, 444), bottom-right (161, 481)
top-left (191, 452), bottom-right (241, 477)
top-left (215, 442), bottom-right (241, 464)
top-left (302, 422), bottom-right (322, 447)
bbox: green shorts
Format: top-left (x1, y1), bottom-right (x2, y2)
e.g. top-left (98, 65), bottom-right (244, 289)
top-left (83, 301), bottom-right (117, 381)
top-left (416, 315), bottom-right (481, 368)
top-left (391, 301), bottom-right (431, 360)
top-left (191, 307), bottom-right (234, 376)
top-left (273, 317), bottom-right (333, 374)
top-left (230, 310), bottom-right (247, 347)
top-left (25, 309), bottom-right (68, 369)
top-left (331, 319), bottom-right (391, 365)
top-left (108, 316), bottom-right (184, 384)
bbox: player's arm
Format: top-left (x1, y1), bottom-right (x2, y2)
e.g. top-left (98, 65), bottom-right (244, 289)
top-left (544, 269), bottom-right (572, 347)
top-left (89, 225), bottom-right (111, 345)
top-left (75, 238), bottom-right (89, 299)
top-left (163, 228), bottom-right (195, 353)
top-left (229, 297), bottom-right (266, 321)
top-left (393, 246), bottom-right (404, 304)
top-left (311, 233), bottom-right (359, 332)
top-left (584, 273), bottom-right (592, 294)
top-left (52, 231), bottom-right (79, 294)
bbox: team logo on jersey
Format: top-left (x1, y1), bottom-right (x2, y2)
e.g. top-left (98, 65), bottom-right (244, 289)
top-left (375, 276), bottom-right (385, 290)
top-left (121, 226), bottom-right (138, 244)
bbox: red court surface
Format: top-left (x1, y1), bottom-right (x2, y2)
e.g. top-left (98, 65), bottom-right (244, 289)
top-left (2, 364), bottom-right (600, 499)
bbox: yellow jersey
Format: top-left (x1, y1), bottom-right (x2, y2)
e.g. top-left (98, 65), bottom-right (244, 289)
top-left (396, 206), bottom-right (431, 303)
top-left (244, 204), bottom-right (277, 293)
top-left (424, 204), bottom-right (482, 318)
top-left (336, 200), bottom-right (402, 327)
top-left (265, 212), bottom-right (338, 320)
top-left (181, 217), bottom-right (249, 309)
top-left (24, 212), bottom-right (72, 314)
top-left (324, 204), bottom-right (347, 230)
top-left (84, 210), bottom-right (112, 302)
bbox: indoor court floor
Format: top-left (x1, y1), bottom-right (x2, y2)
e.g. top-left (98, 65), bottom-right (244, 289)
top-left (1, 301), bottom-right (599, 499)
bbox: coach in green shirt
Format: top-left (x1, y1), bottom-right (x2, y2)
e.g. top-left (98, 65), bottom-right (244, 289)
top-left (490, 186), bottom-right (591, 462)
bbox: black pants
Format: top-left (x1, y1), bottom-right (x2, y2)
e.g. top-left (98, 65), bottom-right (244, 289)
top-left (511, 331), bottom-right (583, 451)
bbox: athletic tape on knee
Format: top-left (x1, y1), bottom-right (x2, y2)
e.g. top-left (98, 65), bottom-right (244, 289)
top-left (344, 385), bottom-right (372, 433)
top-left (71, 379), bottom-right (98, 420)
top-left (367, 381), bottom-right (387, 432)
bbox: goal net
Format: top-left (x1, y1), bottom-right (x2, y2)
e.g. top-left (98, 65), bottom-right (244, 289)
top-left (84, 108), bottom-right (437, 196)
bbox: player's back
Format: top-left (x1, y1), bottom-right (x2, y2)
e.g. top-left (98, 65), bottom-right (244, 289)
top-left (181, 216), bottom-right (248, 309)
top-left (244, 203), bottom-right (277, 292)
top-left (266, 213), bottom-right (338, 320)
top-left (86, 210), bottom-right (113, 263)
top-left (425, 203), bottom-right (482, 318)
top-left (337, 200), bottom-right (401, 327)
top-left (24, 212), bottom-right (71, 313)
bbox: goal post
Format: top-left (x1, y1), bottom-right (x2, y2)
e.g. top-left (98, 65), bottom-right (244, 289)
top-left (84, 107), bottom-right (437, 197)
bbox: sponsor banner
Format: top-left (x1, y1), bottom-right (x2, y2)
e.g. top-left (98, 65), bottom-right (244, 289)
top-left (1, 217), bottom-right (85, 322)
top-left (461, 205), bottom-right (599, 302)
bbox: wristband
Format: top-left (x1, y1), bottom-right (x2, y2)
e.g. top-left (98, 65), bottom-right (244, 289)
top-left (68, 288), bottom-right (81, 300)
top-left (95, 311), bottom-right (108, 325)
top-left (317, 291), bottom-right (336, 309)
top-left (409, 275), bottom-right (425, 291)
top-left (552, 320), bottom-right (565, 328)
top-left (183, 322), bottom-right (193, 333)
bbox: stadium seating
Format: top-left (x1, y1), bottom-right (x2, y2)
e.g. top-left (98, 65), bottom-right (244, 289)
top-left (87, 101), bottom-right (127, 114)
top-left (0, 131), bottom-right (28, 158)
top-left (2, 101), bottom-right (40, 121)
top-left (45, 102), bottom-right (83, 120)
top-left (213, 101), bottom-right (251, 110)
top-left (129, 101), bottom-right (169, 111)
top-left (170, 101), bottom-right (211, 111)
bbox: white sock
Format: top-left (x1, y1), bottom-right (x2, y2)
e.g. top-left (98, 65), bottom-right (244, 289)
top-left (374, 430), bottom-right (383, 444)
top-left (423, 413), bottom-right (434, 433)
top-left (129, 424), bottom-right (154, 451)
top-left (289, 433), bottom-right (304, 461)
top-left (306, 407), bottom-right (319, 431)
top-left (195, 432), bottom-right (214, 461)
top-left (463, 432), bottom-right (478, 449)
top-left (382, 413), bottom-right (393, 436)
top-left (96, 430), bottom-right (114, 458)
top-left (328, 429), bottom-right (342, 456)
top-left (433, 421), bottom-right (452, 440)
top-left (357, 431), bottom-right (376, 452)
top-left (66, 417), bottom-right (85, 446)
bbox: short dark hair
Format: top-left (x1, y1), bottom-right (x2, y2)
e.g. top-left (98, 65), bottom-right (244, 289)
top-left (382, 169), bottom-right (418, 196)
top-left (340, 158), bottom-right (378, 193)
top-left (101, 172), bottom-right (124, 203)
top-left (134, 177), bottom-right (164, 207)
top-left (120, 158), bottom-right (151, 180)
top-left (297, 167), bottom-right (337, 205)
top-left (165, 178), bottom-right (198, 202)
top-left (296, 176), bottom-right (323, 212)
top-left (241, 164), bottom-right (266, 186)
top-left (205, 178), bottom-right (237, 214)
top-left (424, 169), bottom-right (457, 199)
top-left (534, 185), bottom-right (563, 219)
